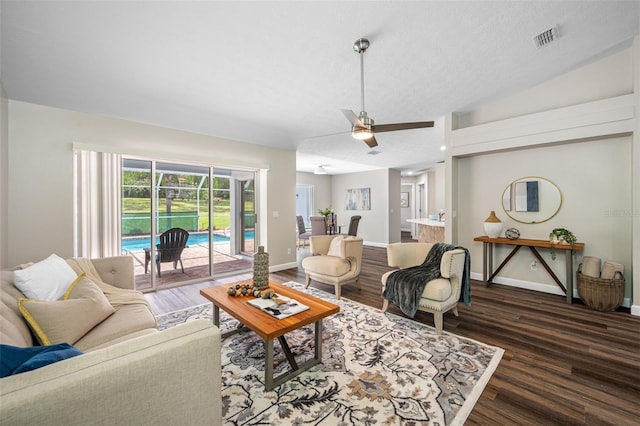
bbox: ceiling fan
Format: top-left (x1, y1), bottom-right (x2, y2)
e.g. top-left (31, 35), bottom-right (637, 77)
top-left (342, 38), bottom-right (434, 148)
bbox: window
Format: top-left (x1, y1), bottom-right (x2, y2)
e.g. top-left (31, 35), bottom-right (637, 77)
top-left (296, 184), bottom-right (314, 226)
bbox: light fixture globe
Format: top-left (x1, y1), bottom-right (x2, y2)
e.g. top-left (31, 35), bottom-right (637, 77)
top-left (314, 165), bottom-right (328, 175)
top-left (352, 127), bottom-right (373, 140)
top-left (351, 113), bottom-right (374, 140)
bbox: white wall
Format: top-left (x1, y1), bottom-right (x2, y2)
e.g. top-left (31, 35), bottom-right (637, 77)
top-left (0, 82), bottom-right (8, 268)
top-left (400, 183), bottom-right (413, 231)
top-left (457, 48), bottom-right (634, 128)
top-left (426, 162), bottom-right (445, 217)
top-left (330, 169), bottom-right (398, 246)
top-left (7, 101), bottom-right (298, 269)
top-left (457, 137), bottom-right (633, 301)
top-left (447, 42), bottom-right (638, 310)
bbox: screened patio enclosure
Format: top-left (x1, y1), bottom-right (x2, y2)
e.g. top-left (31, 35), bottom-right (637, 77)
top-left (122, 159), bottom-right (257, 291)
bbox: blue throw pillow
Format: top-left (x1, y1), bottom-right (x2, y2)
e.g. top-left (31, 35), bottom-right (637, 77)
top-left (0, 343), bottom-right (83, 377)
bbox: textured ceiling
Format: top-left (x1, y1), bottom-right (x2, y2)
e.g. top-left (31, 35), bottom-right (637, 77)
top-left (1, 1), bottom-right (638, 175)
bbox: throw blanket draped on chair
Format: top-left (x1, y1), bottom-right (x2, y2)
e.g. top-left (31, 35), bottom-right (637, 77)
top-left (383, 243), bottom-right (471, 318)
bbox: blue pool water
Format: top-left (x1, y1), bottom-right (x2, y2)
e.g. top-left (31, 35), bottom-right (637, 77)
top-left (122, 230), bottom-right (254, 252)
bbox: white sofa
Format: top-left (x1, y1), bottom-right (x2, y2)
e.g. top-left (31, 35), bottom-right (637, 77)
top-left (1, 255), bottom-right (222, 425)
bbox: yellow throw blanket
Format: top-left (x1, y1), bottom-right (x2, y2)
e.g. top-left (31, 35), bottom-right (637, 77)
top-left (66, 258), bottom-right (150, 309)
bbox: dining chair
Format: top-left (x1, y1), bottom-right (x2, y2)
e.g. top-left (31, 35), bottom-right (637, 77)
top-left (347, 215), bottom-right (361, 236)
top-left (296, 215), bottom-right (311, 248)
top-left (310, 216), bottom-right (327, 235)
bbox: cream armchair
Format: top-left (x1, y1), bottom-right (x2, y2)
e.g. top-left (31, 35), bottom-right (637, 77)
top-left (381, 243), bottom-right (467, 335)
top-left (302, 235), bottom-right (364, 299)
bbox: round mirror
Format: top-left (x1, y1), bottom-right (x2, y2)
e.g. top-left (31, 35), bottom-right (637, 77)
top-left (501, 177), bottom-right (562, 224)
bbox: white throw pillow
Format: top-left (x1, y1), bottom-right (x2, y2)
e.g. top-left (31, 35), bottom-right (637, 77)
top-left (327, 235), bottom-right (345, 257)
top-left (13, 254), bottom-right (78, 301)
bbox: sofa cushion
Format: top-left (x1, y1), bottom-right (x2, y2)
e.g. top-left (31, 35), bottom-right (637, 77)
top-left (327, 235), bottom-right (345, 257)
top-left (1, 271), bottom-right (34, 347)
top-left (13, 254), bottom-right (78, 301)
top-left (18, 275), bottom-right (115, 346)
top-left (0, 343), bottom-right (83, 377)
top-left (421, 278), bottom-right (452, 302)
top-left (74, 303), bottom-right (158, 351)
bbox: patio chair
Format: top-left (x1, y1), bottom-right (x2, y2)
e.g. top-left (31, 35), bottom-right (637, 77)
top-left (144, 227), bottom-right (190, 277)
top-left (296, 215), bottom-right (311, 248)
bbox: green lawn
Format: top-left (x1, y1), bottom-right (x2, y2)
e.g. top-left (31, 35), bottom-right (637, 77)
top-left (122, 197), bottom-right (253, 235)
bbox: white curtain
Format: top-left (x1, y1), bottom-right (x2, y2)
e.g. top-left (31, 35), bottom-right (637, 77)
top-left (74, 150), bottom-right (122, 258)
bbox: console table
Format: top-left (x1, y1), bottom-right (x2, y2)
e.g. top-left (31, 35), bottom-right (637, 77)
top-left (473, 236), bottom-right (585, 304)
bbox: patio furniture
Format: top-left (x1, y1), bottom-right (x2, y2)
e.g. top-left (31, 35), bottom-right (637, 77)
top-left (144, 228), bottom-right (190, 277)
top-left (296, 215), bottom-right (311, 248)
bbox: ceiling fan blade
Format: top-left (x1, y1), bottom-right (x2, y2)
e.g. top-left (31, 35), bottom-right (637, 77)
top-left (372, 121), bottom-right (434, 133)
top-left (341, 109), bottom-right (365, 128)
top-left (303, 130), bottom-right (351, 140)
top-left (363, 135), bottom-right (378, 148)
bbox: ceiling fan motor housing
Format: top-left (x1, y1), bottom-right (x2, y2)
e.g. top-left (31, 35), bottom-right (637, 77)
top-left (353, 38), bottom-right (369, 53)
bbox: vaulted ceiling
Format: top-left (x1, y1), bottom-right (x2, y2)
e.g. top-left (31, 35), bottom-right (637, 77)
top-left (1, 1), bottom-right (638, 174)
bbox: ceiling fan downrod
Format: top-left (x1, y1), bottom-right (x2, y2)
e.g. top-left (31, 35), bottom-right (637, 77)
top-left (353, 38), bottom-right (373, 128)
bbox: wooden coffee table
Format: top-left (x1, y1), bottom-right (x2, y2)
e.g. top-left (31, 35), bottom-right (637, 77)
top-left (200, 280), bottom-right (339, 390)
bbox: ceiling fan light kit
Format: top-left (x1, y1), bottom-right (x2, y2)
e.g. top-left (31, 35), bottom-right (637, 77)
top-left (352, 127), bottom-right (373, 140)
top-left (342, 38), bottom-right (435, 149)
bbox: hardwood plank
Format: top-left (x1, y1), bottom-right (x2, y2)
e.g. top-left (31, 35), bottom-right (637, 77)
top-left (145, 233), bottom-right (640, 425)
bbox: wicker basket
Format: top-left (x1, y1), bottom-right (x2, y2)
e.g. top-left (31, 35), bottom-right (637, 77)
top-left (577, 270), bottom-right (625, 312)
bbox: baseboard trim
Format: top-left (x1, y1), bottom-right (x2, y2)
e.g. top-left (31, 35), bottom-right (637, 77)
top-left (470, 272), bottom-right (632, 308)
top-left (470, 272), bottom-right (566, 296)
top-left (270, 262), bottom-right (298, 272)
top-left (631, 305), bottom-right (640, 316)
top-left (364, 241), bottom-right (388, 248)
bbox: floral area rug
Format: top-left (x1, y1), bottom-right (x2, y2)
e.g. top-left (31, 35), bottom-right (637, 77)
top-left (155, 281), bottom-right (503, 425)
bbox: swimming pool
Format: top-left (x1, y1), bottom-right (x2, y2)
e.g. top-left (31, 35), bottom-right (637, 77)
top-left (122, 230), bottom-right (254, 252)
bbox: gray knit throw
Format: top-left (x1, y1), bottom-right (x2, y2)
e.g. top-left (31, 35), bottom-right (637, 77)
top-left (383, 243), bottom-right (470, 318)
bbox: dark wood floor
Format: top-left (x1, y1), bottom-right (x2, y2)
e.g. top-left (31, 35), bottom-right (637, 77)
top-left (145, 235), bottom-right (640, 425)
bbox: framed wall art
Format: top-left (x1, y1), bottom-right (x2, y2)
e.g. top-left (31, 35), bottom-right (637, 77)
top-left (345, 187), bottom-right (371, 210)
top-left (400, 192), bottom-right (409, 208)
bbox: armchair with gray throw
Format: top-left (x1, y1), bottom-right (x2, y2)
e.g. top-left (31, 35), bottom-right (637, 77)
top-left (302, 234), bottom-right (363, 300)
top-left (381, 242), bottom-right (470, 335)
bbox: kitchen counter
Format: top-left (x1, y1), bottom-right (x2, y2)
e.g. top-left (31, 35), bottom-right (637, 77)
top-left (407, 219), bottom-right (445, 242)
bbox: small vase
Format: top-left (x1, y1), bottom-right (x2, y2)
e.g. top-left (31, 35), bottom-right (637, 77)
top-left (484, 211), bottom-right (502, 238)
top-left (253, 246), bottom-right (269, 290)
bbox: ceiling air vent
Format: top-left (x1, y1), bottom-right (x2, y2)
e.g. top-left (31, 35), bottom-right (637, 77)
top-left (534, 25), bottom-right (559, 48)
top-left (368, 149), bottom-right (381, 155)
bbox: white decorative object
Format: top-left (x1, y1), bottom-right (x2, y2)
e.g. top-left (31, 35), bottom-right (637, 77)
top-left (483, 211), bottom-right (502, 238)
top-left (13, 254), bottom-right (78, 301)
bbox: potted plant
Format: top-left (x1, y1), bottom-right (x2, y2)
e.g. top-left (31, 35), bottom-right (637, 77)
top-left (318, 207), bottom-right (333, 217)
top-left (549, 228), bottom-right (577, 260)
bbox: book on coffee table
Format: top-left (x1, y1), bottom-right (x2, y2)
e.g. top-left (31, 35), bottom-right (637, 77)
top-left (247, 296), bottom-right (309, 319)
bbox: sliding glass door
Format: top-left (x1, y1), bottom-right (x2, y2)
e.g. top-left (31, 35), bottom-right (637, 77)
top-left (239, 175), bottom-right (255, 254)
top-left (122, 159), bottom-right (257, 291)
